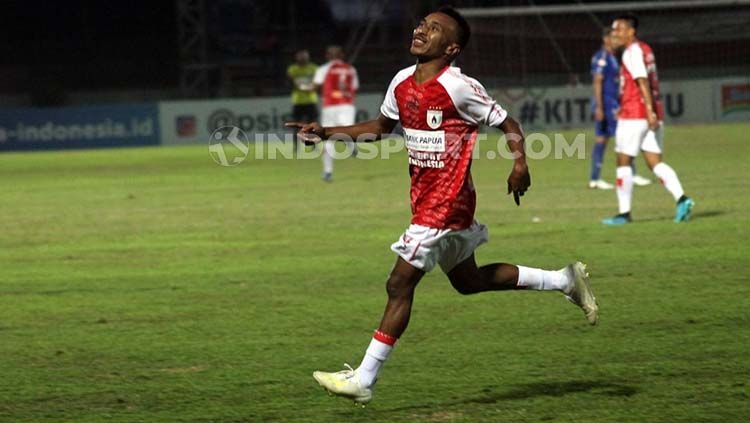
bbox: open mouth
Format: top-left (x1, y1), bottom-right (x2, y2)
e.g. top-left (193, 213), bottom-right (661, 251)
top-left (412, 35), bottom-right (427, 48)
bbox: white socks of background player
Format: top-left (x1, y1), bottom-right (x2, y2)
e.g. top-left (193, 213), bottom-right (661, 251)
top-left (652, 162), bottom-right (685, 201)
top-left (616, 166), bottom-right (634, 214)
top-left (322, 141), bottom-right (335, 174)
top-left (356, 331), bottom-right (396, 388)
top-left (517, 265), bottom-right (571, 293)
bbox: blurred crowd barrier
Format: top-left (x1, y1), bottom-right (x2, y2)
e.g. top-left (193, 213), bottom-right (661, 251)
top-left (0, 77), bottom-right (747, 151)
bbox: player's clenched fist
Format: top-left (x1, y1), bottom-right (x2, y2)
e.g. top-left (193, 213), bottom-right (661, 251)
top-left (285, 121), bottom-right (325, 144)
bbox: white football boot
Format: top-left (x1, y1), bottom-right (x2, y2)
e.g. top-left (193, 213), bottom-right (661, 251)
top-left (633, 174), bottom-right (652, 186)
top-left (588, 179), bottom-right (615, 190)
top-left (562, 262), bottom-right (599, 325)
top-left (313, 364), bottom-right (373, 407)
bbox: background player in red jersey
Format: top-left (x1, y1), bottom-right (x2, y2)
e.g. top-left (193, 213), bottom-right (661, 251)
top-left (313, 45), bottom-right (359, 182)
top-left (589, 28), bottom-right (652, 190)
top-left (603, 14), bottom-right (694, 225)
top-left (287, 7), bottom-right (598, 406)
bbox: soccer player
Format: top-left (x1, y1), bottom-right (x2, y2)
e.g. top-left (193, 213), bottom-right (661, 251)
top-left (286, 7), bottom-right (598, 406)
top-left (313, 45), bottom-right (359, 182)
top-left (603, 14), bottom-right (694, 225)
top-left (287, 50), bottom-right (318, 154)
top-left (590, 28), bottom-right (651, 190)
top-left (589, 28), bottom-right (618, 190)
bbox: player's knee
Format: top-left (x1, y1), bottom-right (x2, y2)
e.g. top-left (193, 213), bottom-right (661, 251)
top-left (453, 283), bottom-right (475, 295)
top-left (448, 276), bottom-right (477, 295)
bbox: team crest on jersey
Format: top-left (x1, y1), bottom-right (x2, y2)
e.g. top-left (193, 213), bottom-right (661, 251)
top-left (426, 108), bottom-right (443, 129)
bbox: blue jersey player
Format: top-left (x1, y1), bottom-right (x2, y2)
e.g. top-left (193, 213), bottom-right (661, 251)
top-left (589, 28), bottom-right (619, 189)
top-left (590, 28), bottom-right (651, 189)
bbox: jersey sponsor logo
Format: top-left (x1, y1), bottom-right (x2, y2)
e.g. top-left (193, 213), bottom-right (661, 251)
top-left (408, 151), bottom-right (445, 169)
top-left (403, 127), bottom-right (445, 152)
top-left (426, 108), bottom-right (443, 129)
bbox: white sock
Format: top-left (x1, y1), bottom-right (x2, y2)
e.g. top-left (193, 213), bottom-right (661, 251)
top-left (322, 141), bottom-right (334, 174)
top-left (616, 166), bottom-right (633, 214)
top-left (516, 265), bottom-right (570, 292)
top-left (652, 162), bottom-right (684, 201)
top-left (356, 334), bottom-right (394, 388)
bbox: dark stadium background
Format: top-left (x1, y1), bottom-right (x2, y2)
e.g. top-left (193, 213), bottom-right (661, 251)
top-left (2, 0), bottom-right (748, 107)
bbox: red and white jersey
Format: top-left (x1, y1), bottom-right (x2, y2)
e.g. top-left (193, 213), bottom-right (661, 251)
top-left (381, 65), bottom-right (508, 230)
top-left (314, 60), bottom-right (359, 107)
top-left (620, 40), bottom-right (664, 120)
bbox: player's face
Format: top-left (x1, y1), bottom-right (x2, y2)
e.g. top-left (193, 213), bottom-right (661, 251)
top-left (411, 13), bottom-right (460, 60)
top-left (611, 20), bottom-right (633, 48)
top-left (296, 51), bottom-right (309, 64)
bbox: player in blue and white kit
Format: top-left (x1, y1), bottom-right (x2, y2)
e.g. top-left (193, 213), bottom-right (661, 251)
top-left (589, 28), bottom-right (650, 189)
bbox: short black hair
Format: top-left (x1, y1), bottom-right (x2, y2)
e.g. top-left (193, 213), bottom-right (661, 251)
top-left (614, 13), bottom-right (639, 31)
top-left (437, 6), bottom-right (471, 50)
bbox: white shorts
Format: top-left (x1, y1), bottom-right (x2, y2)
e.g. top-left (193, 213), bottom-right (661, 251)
top-left (390, 220), bottom-right (489, 273)
top-left (615, 119), bottom-right (664, 157)
top-left (321, 104), bottom-right (356, 127)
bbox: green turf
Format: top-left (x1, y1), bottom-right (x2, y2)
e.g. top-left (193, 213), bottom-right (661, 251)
top-left (1, 123), bottom-right (748, 422)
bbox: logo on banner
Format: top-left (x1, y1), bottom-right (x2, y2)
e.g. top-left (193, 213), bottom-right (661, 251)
top-left (176, 115), bottom-right (196, 137)
top-left (208, 109), bottom-right (236, 131)
top-left (426, 108), bottom-right (443, 129)
top-left (721, 84), bottom-right (750, 116)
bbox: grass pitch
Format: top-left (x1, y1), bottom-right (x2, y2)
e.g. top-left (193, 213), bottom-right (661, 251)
top-left (0, 123), bottom-right (748, 422)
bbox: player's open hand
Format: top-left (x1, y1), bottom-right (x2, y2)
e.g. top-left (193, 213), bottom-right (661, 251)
top-left (285, 121), bottom-right (325, 145)
top-left (507, 161), bottom-right (531, 206)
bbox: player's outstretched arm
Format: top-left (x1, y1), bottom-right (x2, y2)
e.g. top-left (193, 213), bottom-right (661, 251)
top-left (498, 116), bottom-right (531, 206)
top-left (285, 114), bottom-right (398, 145)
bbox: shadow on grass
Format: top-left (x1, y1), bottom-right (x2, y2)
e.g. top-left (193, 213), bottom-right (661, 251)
top-left (690, 210), bottom-right (724, 219)
top-left (1, 285), bottom-right (179, 297)
top-left (471, 380), bottom-right (638, 402)
top-left (370, 380), bottom-right (638, 414)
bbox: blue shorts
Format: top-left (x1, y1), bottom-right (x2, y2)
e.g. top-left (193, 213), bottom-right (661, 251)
top-left (594, 110), bottom-right (617, 138)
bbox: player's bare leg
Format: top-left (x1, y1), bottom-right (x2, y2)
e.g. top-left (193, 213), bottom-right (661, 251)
top-left (313, 258), bottom-right (424, 405)
top-left (446, 254), bottom-right (598, 324)
top-left (377, 258), bottom-right (426, 337)
top-left (642, 151), bottom-right (694, 222)
top-left (447, 254), bottom-right (518, 292)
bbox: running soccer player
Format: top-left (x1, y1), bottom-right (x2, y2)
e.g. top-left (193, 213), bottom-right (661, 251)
top-left (286, 7), bottom-right (598, 406)
top-left (590, 28), bottom-right (651, 190)
top-left (313, 45), bottom-right (359, 182)
top-left (603, 14), bottom-right (694, 225)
